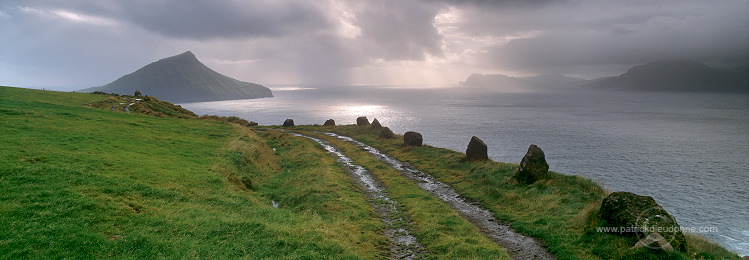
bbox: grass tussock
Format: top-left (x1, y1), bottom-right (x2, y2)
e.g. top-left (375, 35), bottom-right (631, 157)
top-left (211, 126), bottom-right (280, 190)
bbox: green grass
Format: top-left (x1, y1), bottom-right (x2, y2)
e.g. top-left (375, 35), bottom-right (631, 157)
top-left (0, 86), bottom-right (376, 259)
top-left (301, 125), bottom-right (742, 260)
top-left (300, 130), bottom-right (511, 259)
top-left (251, 130), bottom-right (387, 257)
top-left (2, 86), bottom-right (739, 259)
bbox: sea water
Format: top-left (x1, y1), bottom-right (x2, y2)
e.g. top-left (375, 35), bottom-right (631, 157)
top-left (182, 85), bottom-right (749, 256)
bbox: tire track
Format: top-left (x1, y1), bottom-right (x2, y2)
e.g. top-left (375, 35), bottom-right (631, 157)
top-left (283, 131), bottom-right (428, 259)
top-left (316, 131), bottom-right (555, 260)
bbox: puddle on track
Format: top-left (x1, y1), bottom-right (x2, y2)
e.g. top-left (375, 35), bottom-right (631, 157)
top-left (318, 131), bottom-right (555, 260)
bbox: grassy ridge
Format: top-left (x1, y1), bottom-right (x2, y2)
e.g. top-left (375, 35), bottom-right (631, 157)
top-left (309, 125), bottom-right (741, 260)
top-left (0, 86), bottom-right (376, 259)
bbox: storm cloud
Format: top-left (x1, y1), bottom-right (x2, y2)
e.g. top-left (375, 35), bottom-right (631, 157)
top-left (1, 0), bottom-right (747, 88)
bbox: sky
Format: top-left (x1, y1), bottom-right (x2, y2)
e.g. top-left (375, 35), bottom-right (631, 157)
top-left (1, 0), bottom-right (748, 89)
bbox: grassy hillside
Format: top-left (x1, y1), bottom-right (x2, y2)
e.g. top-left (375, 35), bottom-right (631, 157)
top-left (0, 86), bottom-right (383, 258)
top-left (0, 86), bottom-right (740, 259)
top-left (293, 125), bottom-right (742, 260)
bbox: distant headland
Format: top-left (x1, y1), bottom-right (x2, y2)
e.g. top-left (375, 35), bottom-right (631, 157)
top-left (80, 51), bottom-right (273, 103)
top-left (583, 60), bottom-right (749, 92)
top-left (461, 60), bottom-right (749, 92)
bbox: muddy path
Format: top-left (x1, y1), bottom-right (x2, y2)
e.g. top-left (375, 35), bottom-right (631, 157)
top-left (284, 132), bottom-right (428, 259)
top-left (315, 131), bottom-right (555, 260)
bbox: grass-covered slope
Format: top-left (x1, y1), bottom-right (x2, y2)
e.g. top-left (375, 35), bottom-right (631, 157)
top-left (0, 86), bottom-right (380, 259)
top-left (297, 125), bottom-right (742, 260)
top-left (1, 86), bottom-right (740, 259)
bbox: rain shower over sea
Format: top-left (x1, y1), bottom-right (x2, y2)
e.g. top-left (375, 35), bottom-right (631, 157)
top-left (183, 85), bottom-right (749, 256)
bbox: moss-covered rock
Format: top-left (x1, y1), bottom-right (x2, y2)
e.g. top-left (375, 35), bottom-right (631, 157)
top-left (514, 144), bottom-right (549, 184)
top-left (356, 116), bottom-right (370, 126)
top-left (370, 118), bottom-right (382, 129)
top-left (464, 136), bottom-right (489, 161)
top-left (599, 192), bottom-right (687, 252)
top-left (403, 131), bottom-right (423, 147)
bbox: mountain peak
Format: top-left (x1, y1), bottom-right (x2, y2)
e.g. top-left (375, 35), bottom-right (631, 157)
top-left (157, 51), bottom-right (198, 64)
top-left (81, 52), bottom-right (273, 103)
top-left (174, 50), bottom-right (196, 59)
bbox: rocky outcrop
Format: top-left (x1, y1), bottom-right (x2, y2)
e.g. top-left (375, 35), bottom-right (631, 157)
top-left (283, 119), bottom-right (295, 127)
top-left (324, 119), bottom-right (335, 126)
top-left (403, 131), bottom-right (423, 147)
top-left (515, 145), bottom-right (549, 184)
top-left (370, 118), bottom-right (383, 129)
top-left (599, 192), bottom-right (687, 252)
top-left (379, 127), bottom-right (395, 139)
top-left (248, 121), bottom-right (259, 126)
top-left (465, 136), bottom-right (489, 161)
top-left (357, 116), bottom-right (370, 126)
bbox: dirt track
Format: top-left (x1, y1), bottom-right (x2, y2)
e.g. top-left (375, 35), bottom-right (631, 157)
top-left (318, 131), bottom-right (555, 260)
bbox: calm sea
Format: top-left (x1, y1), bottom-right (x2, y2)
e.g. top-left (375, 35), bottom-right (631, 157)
top-left (182, 85), bottom-right (749, 256)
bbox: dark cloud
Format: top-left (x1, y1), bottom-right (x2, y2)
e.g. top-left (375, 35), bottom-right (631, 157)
top-left (454, 0), bottom-right (749, 76)
top-left (115, 0), bottom-right (332, 40)
top-left (1, 0), bottom-right (747, 87)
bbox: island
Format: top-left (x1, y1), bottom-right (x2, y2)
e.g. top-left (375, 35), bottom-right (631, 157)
top-left (81, 51), bottom-right (273, 103)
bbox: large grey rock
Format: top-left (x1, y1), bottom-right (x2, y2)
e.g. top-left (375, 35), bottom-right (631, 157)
top-left (356, 116), bottom-right (370, 126)
top-left (465, 136), bottom-right (489, 161)
top-left (599, 192), bottom-right (687, 252)
top-left (324, 119), bottom-right (335, 126)
top-left (379, 127), bottom-right (395, 139)
top-left (283, 119), bottom-right (295, 127)
top-left (370, 118), bottom-right (383, 129)
top-left (403, 131), bottom-right (423, 147)
top-left (515, 144), bottom-right (549, 184)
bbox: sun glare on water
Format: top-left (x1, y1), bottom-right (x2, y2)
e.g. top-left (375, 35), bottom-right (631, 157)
top-left (342, 104), bottom-right (384, 115)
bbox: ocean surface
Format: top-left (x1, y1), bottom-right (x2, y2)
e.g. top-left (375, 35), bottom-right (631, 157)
top-left (182, 85), bottom-right (749, 256)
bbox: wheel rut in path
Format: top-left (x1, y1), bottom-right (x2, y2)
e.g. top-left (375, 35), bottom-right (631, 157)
top-left (285, 132), bottom-right (428, 259)
top-left (317, 131), bottom-right (555, 260)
